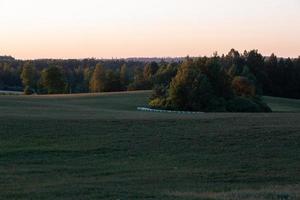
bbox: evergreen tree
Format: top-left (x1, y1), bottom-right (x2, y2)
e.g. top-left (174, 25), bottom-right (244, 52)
top-left (128, 67), bottom-right (150, 91)
top-left (83, 67), bottom-right (93, 92)
top-left (40, 66), bottom-right (66, 94)
top-left (105, 69), bottom-right (121, 92)
top-left (143, 62), bottom-right (159, 81)
top-left (120, 64), bottom-right (129, 90)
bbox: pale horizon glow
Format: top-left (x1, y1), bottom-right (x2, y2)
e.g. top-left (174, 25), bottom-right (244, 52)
top-left (0, 0), bottom-right (300, 59)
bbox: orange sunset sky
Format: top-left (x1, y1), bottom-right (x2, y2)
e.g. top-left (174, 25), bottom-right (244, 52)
top-left (0, 0), bottom-right (299, 59)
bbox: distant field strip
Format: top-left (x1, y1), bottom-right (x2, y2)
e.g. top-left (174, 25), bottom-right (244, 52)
top-left (0, 90), bottom-right (22, 95)
top-left (137, 107), bottom-right (204, 114)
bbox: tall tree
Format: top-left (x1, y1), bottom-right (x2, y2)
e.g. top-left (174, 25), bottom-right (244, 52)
top-left (153, 62), bottom-right (178, 86)
top-left (244, 50), bottom-right (265, 94)
top-left (224, 49), bottom-right (244, 69)
top-left (167, 58), bottom-right (218, 111)
top-left (62, 67), bottom-right (75, 94)
top-left (41, 66), bottom-right (66, 94)
top-left (105, 69), bottom-right (121, 92)
top-left (83, 67), bottom-right (93, 92)
top-left (119, 64), bottom-right (129, 90)
top-left (127, 67), bottom-right (150, 91)
top-left (20, 62), bottom-right (36, 94)
top-left (90, 63), bottom-right (106, 93)
top-left (143, 62), bottom-right (159, 81)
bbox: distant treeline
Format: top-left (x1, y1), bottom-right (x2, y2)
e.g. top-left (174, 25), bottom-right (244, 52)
top-left (0, 49), bottom-right (299, 100)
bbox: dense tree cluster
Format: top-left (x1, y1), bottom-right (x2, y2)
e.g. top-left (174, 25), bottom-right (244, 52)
top-left (222, 49), bottom-right (300, 99)
top-left (0, 58), bottom-right (158, 94)
top-left (0, 49), bottom-right (299, 110)
top-left (149, 55), bottom-right (271, 112)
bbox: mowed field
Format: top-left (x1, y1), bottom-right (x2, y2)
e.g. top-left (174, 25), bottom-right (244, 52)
top-left (0, 91), bottom-right (300, 200)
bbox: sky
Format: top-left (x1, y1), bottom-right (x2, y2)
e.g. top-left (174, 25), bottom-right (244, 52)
top-left (0, 0), bottom-right (299, 59)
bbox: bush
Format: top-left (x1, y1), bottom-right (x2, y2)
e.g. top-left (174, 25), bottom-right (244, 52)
top-left (149, 98), bottom-right (166, 109)
top-left (206, 97), bottom-right (227, 112)
top-left (252, 97), bottom-right (272, 112)
top-left (24, 86), bottom-right (34, 95)
top-left (232, 76), bottom-right (256, 97)
top-left (226, 97), bottom-right (271, 112)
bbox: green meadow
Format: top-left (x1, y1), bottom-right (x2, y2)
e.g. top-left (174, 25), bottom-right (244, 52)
top-left (0, 91), bottom-right (300, 199)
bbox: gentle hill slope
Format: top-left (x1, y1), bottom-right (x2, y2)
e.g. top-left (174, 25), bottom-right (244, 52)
top-left (0, 92), bottom-right (299, 120)
top-left (0, 91), bottom-right (300, 199)
top-left (264, 96), bottom-right (300, 112)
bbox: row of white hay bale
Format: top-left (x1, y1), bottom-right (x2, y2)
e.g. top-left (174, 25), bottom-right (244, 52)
top-left (0, 90), bottom-right (23, 95)
top-left (137, 107), bottom-right (204, 114)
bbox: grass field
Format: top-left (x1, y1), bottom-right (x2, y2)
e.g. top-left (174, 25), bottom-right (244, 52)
top-left (0, 91), bottom-right (300, 200)
top-left (263, 96), bottom-right (300, 112)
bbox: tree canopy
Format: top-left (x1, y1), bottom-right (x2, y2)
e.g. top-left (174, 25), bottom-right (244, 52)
top-left (149, 56), bottom-right (272, 112)
top-left (90, 64), bottom-right (106, 93)
top-left (0, 49), bottom-right (298, 101)
top-left (21, 62), bottom-right (36, 94)
top-left (40, 66), bottom-right (66, 94)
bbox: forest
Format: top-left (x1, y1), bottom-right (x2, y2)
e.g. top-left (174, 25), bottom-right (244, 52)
top-left (1, 49), bottom-right (300, 109)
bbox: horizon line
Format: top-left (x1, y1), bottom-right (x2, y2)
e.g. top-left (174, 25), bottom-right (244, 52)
top-left (2, 53), bottom-right (300, 61)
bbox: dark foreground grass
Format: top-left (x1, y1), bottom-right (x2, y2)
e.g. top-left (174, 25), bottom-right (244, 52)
top-left (0, 91), bottom-right (300, 199)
